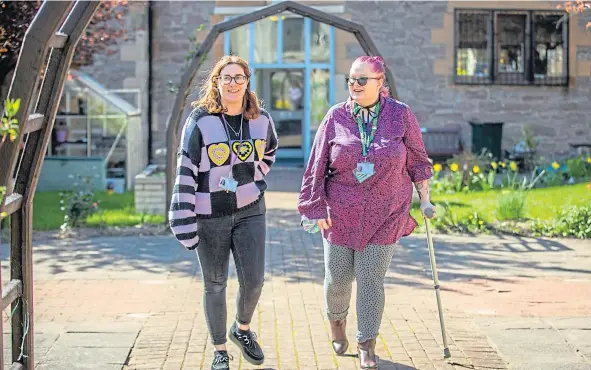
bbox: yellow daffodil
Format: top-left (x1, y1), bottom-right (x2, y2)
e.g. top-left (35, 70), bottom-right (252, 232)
top-left (473, 165), bottom-right (481, 174)
top-left (479, 220), bottom-right (484, 225)
top-left (433, 163), bottom-right (443, 172)
top-left (587, 157), bottom-right (591, 164)
top-left (499, 162), bottom-right (506, 168)
top-left (552, 161), bottom-right (560, 170)
top-left (450, 163), bottom-right (459, 172)
top-left (491, 162), bottom-right (498, 170)
top-left (510, 161), bottom-right (518, 172)
top-left (0, 212), bottom-right (6, 218)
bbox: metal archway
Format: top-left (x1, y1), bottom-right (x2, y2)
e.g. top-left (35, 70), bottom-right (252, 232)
top-left (165, 0), bottom-right (398, 220)
top-left (0, 2), bottom-right (100, 369)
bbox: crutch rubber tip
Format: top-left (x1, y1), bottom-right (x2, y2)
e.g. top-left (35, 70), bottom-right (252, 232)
top-left (443, 348), bottom-right (451, 358)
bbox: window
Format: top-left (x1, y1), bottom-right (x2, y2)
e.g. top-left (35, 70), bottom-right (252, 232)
top-left (456, 11), bottom-right (491, 83)
top-left (282, 17), bottom-right (305, 63)
top-left (454, 9), bottom-right (568, 86)
top-left (310, 21), bottom-right (330, 63)
top-left (254, 18), bottom-right (278, 64)
top-left (228, 24), bottom-right (250, 62)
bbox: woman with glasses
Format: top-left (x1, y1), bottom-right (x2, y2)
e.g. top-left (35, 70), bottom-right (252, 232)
top-left (169, 55), bottom-right (278, 370)
top-left (298, 56), bottom-right (435, 369)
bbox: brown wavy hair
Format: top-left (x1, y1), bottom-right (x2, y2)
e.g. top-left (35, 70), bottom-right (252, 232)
top-left (192, 55), bottom-right (262, 120)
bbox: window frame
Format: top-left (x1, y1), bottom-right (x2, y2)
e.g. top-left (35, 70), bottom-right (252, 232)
top-left (453, 8), bottom-right (569, 86)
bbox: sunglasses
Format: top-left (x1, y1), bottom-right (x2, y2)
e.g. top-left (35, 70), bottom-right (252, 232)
top-left (345, 76), bottom-right (381, 86)
top-left (218, 74), bottom-right (248, 85)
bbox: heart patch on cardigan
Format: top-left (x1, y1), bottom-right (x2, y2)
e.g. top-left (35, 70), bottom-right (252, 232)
top-left (207, 143), bottom-right (230, 166)
top-left (255, 139), bottom-right (266, 160)
top-left (232, 141), bottom-right (253, 161)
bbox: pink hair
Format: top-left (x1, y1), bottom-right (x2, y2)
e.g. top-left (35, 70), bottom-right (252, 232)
top-left (353, 55), bottom-right (390, 97)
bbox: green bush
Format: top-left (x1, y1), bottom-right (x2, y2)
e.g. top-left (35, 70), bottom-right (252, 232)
top-left (531, 203), bottom-right (591, 239)
top-left (59, 174), bottom-right (100, 231)
top-left (1, 98), bottom-right (21, 219)
top-left (497, 191), bottom-right (527, 221)
top-left (0, 186), bottom-right (6, 220)
top-left (431, 201), bottom-right (489, 234)
top-left (543, 171), bottom-right (565, 187)
top-left (564, 156), bottom-right (591, 180)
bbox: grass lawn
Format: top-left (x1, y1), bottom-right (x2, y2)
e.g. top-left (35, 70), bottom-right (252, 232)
top-left (25, 182), bottom-right (591, 232)
top-left (31, 191), bottom-right (165, 231)
top-left (411, 182), bottom-right (591, 227)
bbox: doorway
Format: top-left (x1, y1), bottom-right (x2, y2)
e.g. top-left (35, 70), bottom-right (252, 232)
top-left (255, 69), bottom-right (305, 159)
top-left (224, 14), bottom-right (336, 163)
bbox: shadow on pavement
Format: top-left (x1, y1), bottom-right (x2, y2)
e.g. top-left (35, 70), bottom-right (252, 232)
top-left (1, 205), bottom-right (586, 286)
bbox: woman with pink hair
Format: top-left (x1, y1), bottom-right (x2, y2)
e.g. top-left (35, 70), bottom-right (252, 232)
top-left (298, 56), bottom-right (435, 369)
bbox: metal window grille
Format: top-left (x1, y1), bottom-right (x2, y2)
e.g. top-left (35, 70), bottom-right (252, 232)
top-left (454, 9), bottom-right (568, 86)
top-left (454, 10), bottom-right (491, 84)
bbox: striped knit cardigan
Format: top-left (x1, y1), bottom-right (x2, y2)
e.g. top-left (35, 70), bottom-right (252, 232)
top-left (169, 108), bottom-right (278, 250)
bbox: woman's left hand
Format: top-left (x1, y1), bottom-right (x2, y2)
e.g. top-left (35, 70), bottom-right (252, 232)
top-left (420, 201), bottom-right (436, 219)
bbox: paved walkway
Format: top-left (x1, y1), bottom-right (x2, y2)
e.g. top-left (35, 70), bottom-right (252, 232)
top-left (1, 187), bottom-right (590, 370)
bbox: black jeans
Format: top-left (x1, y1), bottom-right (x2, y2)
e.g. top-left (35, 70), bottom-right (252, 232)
top-left (196, 199), bottom-right (266, 345)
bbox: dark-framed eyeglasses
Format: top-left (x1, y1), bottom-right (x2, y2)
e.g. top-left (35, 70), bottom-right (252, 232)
top-left (345, 76), bottom-right (381, 86)
top-left (218, 74), bottom-right (248, 85)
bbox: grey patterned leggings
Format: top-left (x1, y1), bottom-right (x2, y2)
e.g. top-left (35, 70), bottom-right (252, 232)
top-left (323, 239), bottom-right (397, 343)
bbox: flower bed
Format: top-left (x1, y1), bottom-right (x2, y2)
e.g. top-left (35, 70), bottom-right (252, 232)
top-left (419, 150), bottom-right (591, 239)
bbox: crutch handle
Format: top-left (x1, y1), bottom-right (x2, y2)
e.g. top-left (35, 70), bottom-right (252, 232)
top-left (424, 208), bottom-right (435, 219)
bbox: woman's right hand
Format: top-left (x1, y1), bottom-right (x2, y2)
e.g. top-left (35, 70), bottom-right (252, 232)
top-left (317, 218), bottom-right (332, 230)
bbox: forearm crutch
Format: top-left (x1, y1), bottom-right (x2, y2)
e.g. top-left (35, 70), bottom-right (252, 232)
top-left (423, 209), bottom-right (451, 358)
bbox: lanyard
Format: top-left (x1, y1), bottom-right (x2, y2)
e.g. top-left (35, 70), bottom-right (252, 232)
top-left (220, 113), bottom-right (243, 172)
top-left (353, 101), bottom-right (380, 158)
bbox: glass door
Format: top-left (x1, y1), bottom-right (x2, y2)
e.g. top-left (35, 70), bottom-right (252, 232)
top-left (256, 69), bottom-right (305, 158)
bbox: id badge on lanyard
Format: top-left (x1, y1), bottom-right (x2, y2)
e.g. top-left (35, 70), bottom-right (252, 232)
top-left (354, 162), bottom-right (375, 183)
top-left (219, 176), bottom-right (238, 192)
top-left (353, 102), bottom-right (379, 183)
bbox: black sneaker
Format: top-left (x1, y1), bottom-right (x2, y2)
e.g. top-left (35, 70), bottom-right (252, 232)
top-left (211, 350), bottom-right (232, 370)
top-left (229, 322), bottom-right (264, 365)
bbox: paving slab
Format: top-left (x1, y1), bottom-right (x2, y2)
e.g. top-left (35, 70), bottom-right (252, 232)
top-left (35, 362), bottom-right (124, 370)
top-left (477, 317), bottom-right (591, 370)
top-left (43, 345), bottom-right (131, 365)
top-left (50, 332), bottom-right (138, 349)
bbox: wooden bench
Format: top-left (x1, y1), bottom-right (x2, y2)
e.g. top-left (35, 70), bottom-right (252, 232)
top-left (569, 142), bottom-right (591, 156)
top-left (420, 126), bottom-right (463, 160)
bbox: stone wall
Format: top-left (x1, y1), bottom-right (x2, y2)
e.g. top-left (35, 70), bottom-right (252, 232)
top-left (77, 1), bottom-right (150, 186)
top-left (150, 1), bottom-right (221, 162)
top-left (344, 1), bottom-right (591, 159)
top-left (82, 1), bottom-right (591, 163)
top-left (134, 173), bottom-right (166, 215)
top-left (79, 2), bottom-right (149, 112)
top-left (80, 1), bottom-right (223, 164)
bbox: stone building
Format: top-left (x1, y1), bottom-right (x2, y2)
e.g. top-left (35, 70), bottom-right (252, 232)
top-left (62, 0), bottom-right (590, 187)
